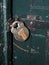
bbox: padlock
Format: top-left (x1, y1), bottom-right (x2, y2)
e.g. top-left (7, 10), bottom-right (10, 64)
top-left (10, 21), bottom-right (29, 42)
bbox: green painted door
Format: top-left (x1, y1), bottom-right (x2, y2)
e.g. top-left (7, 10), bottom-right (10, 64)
top-left (12, 0), bottom-right (49, 65)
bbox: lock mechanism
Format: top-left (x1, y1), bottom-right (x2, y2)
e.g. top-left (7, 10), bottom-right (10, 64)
top-left (18, 28), bottom-right (27, 40)
top-left (10, 21), bottom-right (29, 42)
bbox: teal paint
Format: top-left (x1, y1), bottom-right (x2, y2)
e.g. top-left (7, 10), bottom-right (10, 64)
top-left (0, 0), bottom-right (49, 65)
top-left (13, 0), bottom-right (49, 65)
top-left (3, 0), bottom-right (7, 65)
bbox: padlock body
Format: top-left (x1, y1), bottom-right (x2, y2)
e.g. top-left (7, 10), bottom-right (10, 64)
top-left (11, 21), bottom-right (29, 42)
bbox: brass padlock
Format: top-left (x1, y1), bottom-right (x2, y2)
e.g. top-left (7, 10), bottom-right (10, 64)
top-left (10, 21), bottom-right (29, 42)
